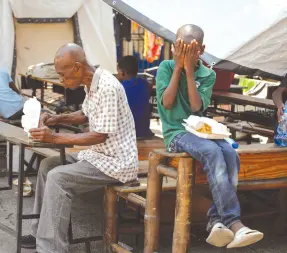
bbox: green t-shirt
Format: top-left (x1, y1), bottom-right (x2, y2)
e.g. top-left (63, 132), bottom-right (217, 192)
top-left (156, 60), bottom-right (216, 148)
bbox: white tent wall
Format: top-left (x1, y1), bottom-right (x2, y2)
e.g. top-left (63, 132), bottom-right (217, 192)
top-left (0, 0), bottom-right (15, 74)
top-left (78, 0), bottom-right (117, 73)
top-left (0, 0), bottom-right (117, 83)
top-left (15, 20), bottom-right (74, 86)
top-left (9, 0), bottom-right (85, 18)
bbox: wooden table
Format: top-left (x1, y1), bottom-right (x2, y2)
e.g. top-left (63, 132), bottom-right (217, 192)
top-left (212, 91), bottom-right (276, 109)
top-left (0, 122), bottom-right (69, 253)
top-left (19, 73), bottom-right (85, 111)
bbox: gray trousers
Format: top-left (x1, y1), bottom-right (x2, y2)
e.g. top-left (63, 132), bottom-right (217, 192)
top-left (31, 154), bottom-right (119, 253)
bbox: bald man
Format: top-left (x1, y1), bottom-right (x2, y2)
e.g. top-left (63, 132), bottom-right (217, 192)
top-left (156, 24), bottom-right (263, 249)
top-left (21, 43), bottom-right (138, 253)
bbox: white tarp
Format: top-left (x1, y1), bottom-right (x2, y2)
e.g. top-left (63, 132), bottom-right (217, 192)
top-left (0, 0), bottom-right (116, 79)
top-left (78, 0), bottom-right (117, 73)
top-left (15, 21), bottom-right (74, 86)
top-left (103, 0), bottom-right (287, 79)
top-left (0, 0), bottom-right (14, 73)
top-left (9, 0), bottom-right (85, 18)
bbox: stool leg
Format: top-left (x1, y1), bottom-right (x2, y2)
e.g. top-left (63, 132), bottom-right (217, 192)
top-left (144, 152), bottom-right (163, 253)
top-left (104, 187), bottom-right (118, 253)
top-left (172, 157), bottom-right (193, 253)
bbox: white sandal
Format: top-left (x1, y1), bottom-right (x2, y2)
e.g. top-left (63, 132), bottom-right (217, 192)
top-left (227, 227), bottom-right (263, 248)
top-left (206, 223), bottom-right (234, 247)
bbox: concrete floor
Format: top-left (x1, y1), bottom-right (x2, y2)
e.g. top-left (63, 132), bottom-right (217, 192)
top-left (0, 178), bottom-right (287, 253)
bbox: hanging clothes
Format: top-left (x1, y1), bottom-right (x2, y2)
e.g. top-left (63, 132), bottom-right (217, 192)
top-left (143, 30), bottom-right (164, 63)
top-left (132, 21), bottom-right (140, 33)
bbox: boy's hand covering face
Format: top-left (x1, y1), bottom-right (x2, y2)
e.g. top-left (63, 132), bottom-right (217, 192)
top-left (184, 39), bottom-right (201, 72)
top-left (172, 38), bottom-right (186, 70)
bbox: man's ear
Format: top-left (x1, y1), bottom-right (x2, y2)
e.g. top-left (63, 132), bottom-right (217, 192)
top-left (75, 62), bottom-right (81, 72)
top-left (200, 45), bottom-right (205, 55)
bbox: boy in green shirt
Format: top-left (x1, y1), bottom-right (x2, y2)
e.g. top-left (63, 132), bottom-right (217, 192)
top-left (156, 24), bottom-right (263, 248)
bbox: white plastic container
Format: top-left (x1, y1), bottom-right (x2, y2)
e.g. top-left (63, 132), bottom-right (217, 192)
top-left (21, 97), bottom-right (41, 136)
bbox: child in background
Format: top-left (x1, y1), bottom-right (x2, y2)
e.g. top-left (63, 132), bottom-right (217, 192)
top-left (117, 56), bottom-right (154, 139)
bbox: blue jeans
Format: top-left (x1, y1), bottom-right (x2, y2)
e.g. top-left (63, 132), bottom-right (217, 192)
top-left (169, 132), bottom-right (240, 230)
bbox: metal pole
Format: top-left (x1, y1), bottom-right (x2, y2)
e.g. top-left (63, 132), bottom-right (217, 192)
top-left (16, 143), bottom-right (25, 253)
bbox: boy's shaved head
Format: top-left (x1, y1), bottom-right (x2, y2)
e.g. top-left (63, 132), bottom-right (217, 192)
top-left (176, 24), bottom-right (204, 44)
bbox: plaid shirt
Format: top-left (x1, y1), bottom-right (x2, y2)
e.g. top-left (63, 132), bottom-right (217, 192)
top-left (78, 68), bottom-right (138, 183)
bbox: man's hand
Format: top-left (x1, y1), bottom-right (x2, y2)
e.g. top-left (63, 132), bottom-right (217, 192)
top-left (277, 103), bottom-right (285, 122)
top-left (184, 40), bottom-right (201, 73)
top-left (30, 127), bottom-right (55, 143)
top-left (39, 113), bottom-right (59, 127)
top-left (172, 38), bottom-right (186, 70)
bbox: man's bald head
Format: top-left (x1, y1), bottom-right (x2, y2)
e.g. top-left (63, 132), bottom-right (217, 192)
top-left (176, 24), bottom-right (204, 45)
top-left (54, 43), bottom-right (90, 89)
top-left (54, 43), bottom-right (87, 68)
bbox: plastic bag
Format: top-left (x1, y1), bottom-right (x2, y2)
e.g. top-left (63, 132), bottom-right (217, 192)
top-left (21, 97), bottom-right (41, 137)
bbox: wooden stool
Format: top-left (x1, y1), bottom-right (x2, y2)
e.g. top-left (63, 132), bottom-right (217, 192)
top-left (103, 177), bottom-right (177, 253)
top-left (144, 150), bottom-right (192, 253)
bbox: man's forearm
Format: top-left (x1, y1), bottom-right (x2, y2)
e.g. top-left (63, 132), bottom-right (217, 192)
top-left (186, 70), bottom-right (202, 112)
top-left (56, 110), bottom-right (88, 125)
top-left (53, 132), bottom-right (107, 146)
top-left (162, 67), bottom-right (182, 109)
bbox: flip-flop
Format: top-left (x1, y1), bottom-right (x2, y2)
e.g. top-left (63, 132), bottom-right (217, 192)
top-left (227, 227), bottom-right (263, 248)
top-left (206, 223), bottom-right (234, 247)
top-left (23, 184), bottom-right (33, 197)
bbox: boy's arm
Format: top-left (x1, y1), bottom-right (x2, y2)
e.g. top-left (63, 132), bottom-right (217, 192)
top-left (185, 69), bottom-right (202, 112)
top-left (184, 41), bottom-right (204, 112)
top-left (159, 39), bottom-right (186, 110)
top-left (162, 67), bottom-right (182, 109)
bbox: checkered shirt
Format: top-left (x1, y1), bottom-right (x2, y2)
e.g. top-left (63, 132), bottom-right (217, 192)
top-left (77, 68), bottom-right (138, 183)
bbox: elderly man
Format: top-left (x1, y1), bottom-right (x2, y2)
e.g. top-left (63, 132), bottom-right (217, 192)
top-left (21, 43), bottom-right (138, 253)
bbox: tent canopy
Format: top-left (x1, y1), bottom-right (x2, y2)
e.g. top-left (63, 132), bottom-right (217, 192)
top-left (0, 0), bottom-right (117, 78)
top-left (103, 0), bottom-right (287, 80)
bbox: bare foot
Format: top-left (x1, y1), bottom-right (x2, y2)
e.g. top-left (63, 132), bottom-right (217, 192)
top-left (230, 221), bottom-right (245, 234)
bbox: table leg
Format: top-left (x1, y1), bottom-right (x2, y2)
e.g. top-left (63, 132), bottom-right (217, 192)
top-left (144, 152), bottom-right (163, 253)
top-left (172, 157), bottom-right (193, 253)
top-left (16, 143), bottom-right (25, 253)
top-left (40, 84), bottom-right (45, 108)
top-left (8, 142), bottom-right (13, 188)
top-left (60, 147), bottom-right (66, 165)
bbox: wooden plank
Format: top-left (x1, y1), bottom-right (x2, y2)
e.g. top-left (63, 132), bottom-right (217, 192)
top-left (212, 91), bottom-right (276, 109)
top-left (112, 177), bottom-right (176, 193)
top-left (6, 136), bottom-right (70, 149)
top-left (163, 144), bottom-right (287, 184)
top-left (19, 73), bottom-right (63, 87)
top-left (29, 147), bottom-right (60, 158)
top-left (0, 121), bottom-right (27, 138)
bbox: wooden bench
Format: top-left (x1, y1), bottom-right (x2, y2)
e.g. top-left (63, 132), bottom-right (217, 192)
top-left (212, 91), bottom-right (276, 109)
top-left (30, 137), bottom-right (165, 176)
top-left (103, 143), bottom-right (287, 253)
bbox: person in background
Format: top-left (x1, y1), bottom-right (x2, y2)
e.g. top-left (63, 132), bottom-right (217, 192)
top-left (272, 75), bottom-right (287, 122)
top-left (156, 24), bottom-right (263, 248)
top-left (117, 56), bottom-right (154, 139)
top-left (0, 68), bottom-right (25, 120)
